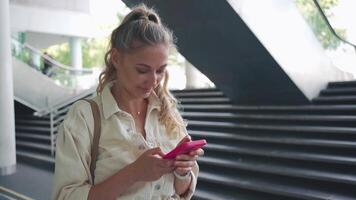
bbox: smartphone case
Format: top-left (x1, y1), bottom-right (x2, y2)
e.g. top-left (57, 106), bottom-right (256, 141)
top-left (163, 139), bottom-right (207, 159)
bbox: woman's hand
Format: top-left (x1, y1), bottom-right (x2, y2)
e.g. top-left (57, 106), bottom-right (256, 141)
top-left (174, 136), bottom-right (204, 176)
top-left (132, 147), bottom-right (174, 182)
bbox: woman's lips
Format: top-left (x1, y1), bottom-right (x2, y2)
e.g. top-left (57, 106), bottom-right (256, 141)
top-left (141, 87), bottom-right (151, 93)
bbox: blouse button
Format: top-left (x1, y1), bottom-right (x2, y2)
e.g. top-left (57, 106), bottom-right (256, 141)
top-left (154, 184), bottom-right (161, 190)
top-left (126, 128), bottom-right (132, 133)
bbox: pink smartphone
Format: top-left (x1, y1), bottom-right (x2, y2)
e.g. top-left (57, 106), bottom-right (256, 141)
top-left (163, 139), bottom-right (207, 159)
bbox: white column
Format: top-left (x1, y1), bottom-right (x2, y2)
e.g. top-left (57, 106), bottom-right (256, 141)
top-left (185, 60), bottom-right (200, 89)
top-left (0, 0), bottom-right (17, 175)
top-left (69, 37), bottom-right (83, 70)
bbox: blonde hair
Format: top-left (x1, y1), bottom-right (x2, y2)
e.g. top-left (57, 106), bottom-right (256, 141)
top-left (97, 4), bottom-right (185, 137)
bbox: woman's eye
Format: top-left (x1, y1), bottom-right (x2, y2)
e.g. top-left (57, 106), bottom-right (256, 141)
top-left (157, 68), bottom-right (166, 74)
top-left (137, 68), bottom-right (148, 74)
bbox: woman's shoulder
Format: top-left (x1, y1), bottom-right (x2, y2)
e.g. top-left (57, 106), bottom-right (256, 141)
top-left (68, 99), bottom-right (93, 116)
top-left (63, 97), bottom-right (100, 129)
top-left (69, 96), bottom-right (101, 114)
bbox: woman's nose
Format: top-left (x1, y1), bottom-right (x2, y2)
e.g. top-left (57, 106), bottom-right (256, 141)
top-left (148, 72), bottom-right (158, 86)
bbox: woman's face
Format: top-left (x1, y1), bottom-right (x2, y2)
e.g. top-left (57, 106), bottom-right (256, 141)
top-left (114, 43), bottom-right (169, 99)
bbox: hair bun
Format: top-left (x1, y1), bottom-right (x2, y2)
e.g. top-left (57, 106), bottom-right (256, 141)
top-left (147, 14), bottom-right (159, 23)
top-left (137, 15), bottom-right (149, 21)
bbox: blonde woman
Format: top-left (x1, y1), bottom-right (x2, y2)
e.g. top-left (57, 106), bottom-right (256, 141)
top-left (52, 4), bottom-right (203, 200)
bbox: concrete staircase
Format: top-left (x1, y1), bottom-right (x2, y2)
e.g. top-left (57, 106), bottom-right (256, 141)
top-left (14, 81), bottom-right (356, 199)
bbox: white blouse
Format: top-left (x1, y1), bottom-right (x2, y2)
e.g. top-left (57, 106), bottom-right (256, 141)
top-left (52, 83), bottom-right (198, 200)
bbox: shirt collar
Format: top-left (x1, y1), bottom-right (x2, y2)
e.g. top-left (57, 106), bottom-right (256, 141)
top-left (101, 82), bottom-right (161, 119)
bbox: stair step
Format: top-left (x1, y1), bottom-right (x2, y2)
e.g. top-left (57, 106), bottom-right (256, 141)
top-left (189, 130), bottom-right (356, 149)
top-left (180, 104), bottom-right (356, 115)
top-left (193, 189), bottom-right (238, 200)
top-left (198, 156), bottom-right (356, 185)
top-left (178, 97), bottom-right (231, 104)
top-left (183, 112), bottom-right (356, 126)
top-left (320, 88), bottom-right (356, 96)
top-left (174, 91), bottom-right (224, 98)
top-left (183, 112), bottom-right (356, 122)
top-left (17, 114), bottom-right (50, 120)
top-left (206, 143), bottom-right (356, 166)
top-left (328, 81), bottom-right (356, 88)
top-left (313, 96), bottom-right (356, 104)
top-left (16, 141), bottom-right (52, 151)
top-left (198, 171), bottom-right (356, 200)
top-left (16, 150), bottom-right (54, 171)
top-left (16, 119), bottom-right (50, 126)
top-left (16, 150), bottom-right (54, 163)
top-left (193, 186), bottom-right (273, 200)
top-left (16, 133), bottom-right (51, 143)
top-left (187, 120), bottom-right (356, 135)
top-left (171, 88), bottom-right (218, 93)
top-left (15, 125), bottom-right (55, 133)
top-left (193, 180), bottom-right (301, 200)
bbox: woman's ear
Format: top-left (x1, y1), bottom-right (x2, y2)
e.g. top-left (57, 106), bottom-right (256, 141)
top-left (111, 48), bottom-right (121, 69)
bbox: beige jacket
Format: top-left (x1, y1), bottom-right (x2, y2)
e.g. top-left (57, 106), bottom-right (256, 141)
top-left (52, 83), bottom-right (198, 200)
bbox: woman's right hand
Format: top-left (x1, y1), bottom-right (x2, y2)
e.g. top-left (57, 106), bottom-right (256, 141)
top-left (131, 147), bottom-right (174, 182)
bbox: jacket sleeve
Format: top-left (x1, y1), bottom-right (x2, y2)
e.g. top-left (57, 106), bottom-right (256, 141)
top-left (178, 163), bottom-right (199, 200)
top-left (177, 127), bottom-right (200, 200)
top-left (51, 101), bottom-right (94, 200)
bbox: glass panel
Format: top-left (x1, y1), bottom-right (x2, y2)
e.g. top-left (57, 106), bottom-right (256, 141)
top-left (295, 0), bottom-right (356, 77)
top-left (11, 38), bottom-right (100, 91)
top-left (315, 0), bottom-right (356, 45)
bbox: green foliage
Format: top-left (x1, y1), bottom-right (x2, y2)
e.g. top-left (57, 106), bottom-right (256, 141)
top-left (82, 37), bottom-right (109, 68)
top-left (46, 43), bottom-right (70, 65)
top-left (295, 0), bottom-right (346, 49)
top-left (45, 37), bottom-right (109, 68)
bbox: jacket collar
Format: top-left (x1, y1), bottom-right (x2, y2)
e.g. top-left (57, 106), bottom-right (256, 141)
top-left (101, 82), bottom-right (161, 119)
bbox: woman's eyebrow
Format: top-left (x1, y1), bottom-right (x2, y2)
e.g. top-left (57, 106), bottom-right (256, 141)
top-left (136, 63), bottom-right (167, 69)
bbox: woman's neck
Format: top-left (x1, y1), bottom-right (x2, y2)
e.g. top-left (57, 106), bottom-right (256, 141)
top-left (111, 83), bottom-right (147, 116)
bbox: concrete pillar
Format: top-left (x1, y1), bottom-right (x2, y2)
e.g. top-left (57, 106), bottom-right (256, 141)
top-left (185, 60), bottom-right (200, 89)
top-left (0, 0), bottom-right (17, 175)
top-left (69, 37), bottom-right (83, 70)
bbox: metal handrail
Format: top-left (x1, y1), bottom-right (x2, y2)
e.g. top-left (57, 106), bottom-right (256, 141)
top-left (312, 0), bottom-right (356, 49)
top-left (11, 38), bottom-right (94, 74)
top-left (34, 87), bottom-right (96, 117)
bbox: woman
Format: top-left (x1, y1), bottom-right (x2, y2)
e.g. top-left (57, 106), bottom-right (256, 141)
top-left (52, 4), bottom-right (203, 200)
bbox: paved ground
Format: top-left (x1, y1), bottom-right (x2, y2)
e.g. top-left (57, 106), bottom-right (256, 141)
top-left (0, 163), bottom-right (53, 200)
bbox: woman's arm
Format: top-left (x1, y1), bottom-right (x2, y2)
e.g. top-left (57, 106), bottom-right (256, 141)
top-left (87, 162), bottom-right (138, 200)
top-left (88, 147), bottom-right (174, 200)
top-left (172, 136), bottom-right (204, 198)
top-left (174, 170), bottom-right (193, 195)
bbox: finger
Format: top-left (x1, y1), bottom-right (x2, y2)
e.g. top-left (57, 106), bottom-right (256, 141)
top-left (148, 147), bottom-right (164, 156)
top-left (158, 165), bottom-right (175, 174)
top-left (174, 160), bottom-right (195, 168)
top-left (164, 166), bottom-right (175, 173)
top-left (157, 160), bottom-right (174, 168)
top-left (189, 148), bottom-right (204, 156)
top-left (176, 154), bottom-right (198, 161)
top-left (174, 167), bottom-right (192, 175)
top-left (177, 135), bottom-right (191, 145)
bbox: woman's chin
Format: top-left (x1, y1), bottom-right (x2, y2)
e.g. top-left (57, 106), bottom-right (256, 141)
top-left (142, 91), bottom-right (151, 98)
top-left (135, 91), bottom-right (150, 99)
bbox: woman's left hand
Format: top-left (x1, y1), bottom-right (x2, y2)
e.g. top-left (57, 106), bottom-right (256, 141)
top-left (173, 136), bottom-right (204, 176)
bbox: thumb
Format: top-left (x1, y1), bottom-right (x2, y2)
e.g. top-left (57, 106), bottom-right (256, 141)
top-left (147, 147), bottom-right (163, 155)
top-left (178, 135), bottom-right (191, 146)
